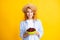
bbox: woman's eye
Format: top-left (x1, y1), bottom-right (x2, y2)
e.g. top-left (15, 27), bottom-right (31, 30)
top-left (27, 11), bottom-right (29, 13)
top-left (27, 11), bottom-right (33, 13)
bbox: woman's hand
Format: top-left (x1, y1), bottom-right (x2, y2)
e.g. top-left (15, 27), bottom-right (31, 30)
top-left (23, 31), bottom-right (29, 38)
top-left (35, 31), bottom-right (40, 36)
top-left (23, 31), bottom-right (40, 38)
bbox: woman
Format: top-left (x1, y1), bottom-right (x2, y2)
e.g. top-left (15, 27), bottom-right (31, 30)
top-left (20, 4), bottom-right (44, 40)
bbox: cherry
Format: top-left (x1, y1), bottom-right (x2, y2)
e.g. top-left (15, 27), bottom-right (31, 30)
top-left (27, 28), bottom-right (36, 32)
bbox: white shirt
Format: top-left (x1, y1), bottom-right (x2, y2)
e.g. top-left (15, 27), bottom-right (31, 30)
top-left (20, 19), bottom-right (44, 40)
top-left (26, 19), bottom-right (34, 40)
top-left (26, 19), bottom-right (34, 28)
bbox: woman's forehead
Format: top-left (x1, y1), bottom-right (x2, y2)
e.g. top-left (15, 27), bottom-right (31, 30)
top-left (27, 9), bottom-right (32, 12)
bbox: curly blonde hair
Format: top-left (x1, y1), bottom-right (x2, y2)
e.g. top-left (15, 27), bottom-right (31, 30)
top-left (22, 4), bottom-right (37, 20)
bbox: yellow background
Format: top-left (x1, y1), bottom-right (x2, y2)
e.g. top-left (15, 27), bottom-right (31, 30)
top-left (0, 0), bottom-right (60, 40)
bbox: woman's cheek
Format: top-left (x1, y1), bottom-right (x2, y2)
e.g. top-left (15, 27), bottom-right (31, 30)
top-left (27, 13), bottom-right (29, 17)
top-left (31, 13), bottom-right (33, 17)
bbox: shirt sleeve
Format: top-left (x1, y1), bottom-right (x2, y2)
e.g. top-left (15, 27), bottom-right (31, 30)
top-left (20, 21), bottom-right (25, 38)
top-left (37, 20), bottom-right (44, 38)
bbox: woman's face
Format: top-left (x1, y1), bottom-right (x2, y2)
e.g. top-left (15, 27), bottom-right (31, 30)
top-left (26, 8), bottom-right (33, 19)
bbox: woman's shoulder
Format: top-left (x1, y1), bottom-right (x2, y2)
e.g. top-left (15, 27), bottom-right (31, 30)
top-left (35, 19), bottom-right (42, 23)
top-left (20, 20), bottom-right (25, 24)
top-left (20, 19), bottom-right (42, 23)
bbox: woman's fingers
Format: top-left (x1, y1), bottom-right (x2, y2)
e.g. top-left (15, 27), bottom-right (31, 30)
top-left (35, 31), bottom-right (39, 35)
top-left (23, 31), bottom-right (29, 38)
